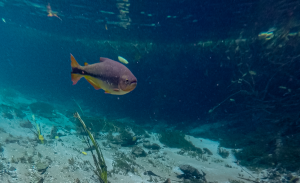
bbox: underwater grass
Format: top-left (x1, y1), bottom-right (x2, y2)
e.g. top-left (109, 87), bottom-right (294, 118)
top-left (74, 112), bottom-right (107, 183)
top-left (159, 130), bottom-right (203, 154)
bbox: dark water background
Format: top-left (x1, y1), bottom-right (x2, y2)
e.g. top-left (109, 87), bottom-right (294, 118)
top-left (0, 0), bottom-right (299, 124)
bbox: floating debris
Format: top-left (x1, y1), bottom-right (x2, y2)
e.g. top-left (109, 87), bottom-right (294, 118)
top-left (249, 70), bottom-right (256, 75)
top-left (279, 86), bottom-right (287, 89)
top-left (118, 56), bottom-right (129, 64)
top-left (99, 10), bottom-right (115, 14)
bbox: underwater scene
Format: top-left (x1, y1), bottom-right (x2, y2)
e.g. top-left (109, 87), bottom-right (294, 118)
top-left (0, 0), bottom-right (300, 182)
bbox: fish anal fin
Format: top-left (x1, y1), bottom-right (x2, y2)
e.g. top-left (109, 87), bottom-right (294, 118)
top-left (70, 54), bottom-right (80, 68)
top-left (100, 57), bottom-right (107, 62)
top-left (84, 76), bottom-right (102, 90)
top-left (71, 74), bottom-right (83, 85)
top-left (105, 91), bottom-right (110, 94)
top-left (84, 62), bottom-right (88, 66)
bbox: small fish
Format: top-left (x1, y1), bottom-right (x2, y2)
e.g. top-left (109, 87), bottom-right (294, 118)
top-left (258, 31), bottom-right (274, 40)
top-left (229, 99), bottom-right (235, 102)
top-left (118, 56), bottom-right (129, 64)
top-left (2, 18), bottom-right (5, 23)
top-left (55, 136), bottom-right (59, 139)
top-left (70, 54), bottom-right (137, 95)
top-left (82, 151), bottom-right (87, 155)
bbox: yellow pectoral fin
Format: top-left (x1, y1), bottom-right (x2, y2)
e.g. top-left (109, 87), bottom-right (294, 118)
top-left (84, 76), bottom-right (102, 90)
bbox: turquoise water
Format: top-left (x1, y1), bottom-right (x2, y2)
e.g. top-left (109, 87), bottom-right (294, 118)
top-left (0, 0), bottom-right (300, 182)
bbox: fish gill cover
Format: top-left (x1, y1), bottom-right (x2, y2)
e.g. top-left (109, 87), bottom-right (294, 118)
top-left (0, 0), bottom-right (299, 182)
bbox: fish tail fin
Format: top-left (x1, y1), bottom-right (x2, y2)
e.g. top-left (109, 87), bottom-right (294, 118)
top-left (70, 54), bottom-right (80, 68)
top-left (71, 74), bottom-right (83, 85)
top-left (70, 54), bottom-right (83, 85)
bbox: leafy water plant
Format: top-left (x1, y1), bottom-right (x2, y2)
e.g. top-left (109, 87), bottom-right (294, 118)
top-left (74, 112), bottom-right (107, 183)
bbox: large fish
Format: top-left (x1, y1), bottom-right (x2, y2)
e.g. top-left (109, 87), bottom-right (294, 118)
top-left (70, 54), bottom-right (137, 95)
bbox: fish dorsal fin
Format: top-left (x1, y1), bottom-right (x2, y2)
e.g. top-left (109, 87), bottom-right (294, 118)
top-left (84, 62), bottom-right (88, 66)
top-left (100, 57), bottom-right (107, 62)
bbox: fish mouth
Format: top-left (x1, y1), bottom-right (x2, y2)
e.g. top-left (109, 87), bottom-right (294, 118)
top-left (123, 82), bottom-right (137, 91)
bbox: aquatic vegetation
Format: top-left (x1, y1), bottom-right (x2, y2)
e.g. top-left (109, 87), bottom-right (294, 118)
top-left (143, 141), bottom-right (161, 150)
top-left (159, 130), bottom-right (203, 154)
top-left (228, 179), bottom-right (245, 183)
top-left (5, 134), bottom-right (19, 144)
top-left (49, 126), bottom-right (58, 139)
top-left (217, 147), bottom-right (229, 158)
top-left (27, 156), bottom-right (34, 164)
top-left (225, 164), bottom-right (232, 168)
top-left (0, 162), bottom-right (4, 170)
top-left (74, 112), bottom-right (107, 183)
top-left (112, 152), bottom-right (141, 175)
top-left (68, 157), bottom-right (75, 166)
top-left (131, 146), bottom-right (147, 157)
top-left (0, 143), bottom-right (3, 152)
top-left (19, 120), bottom-right (33, 128)
top-left (36, 161), bottom-right (49, 173)
top-left (2, 112), bottom-right (13, 119)
top-left (29, 102), bottom-right (55, 118)
top-left (203, 148), bottom-right (213, 155)
top-left (29, 115), bottom-right (44, 144)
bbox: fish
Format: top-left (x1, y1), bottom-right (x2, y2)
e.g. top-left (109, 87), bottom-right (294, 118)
top-left (118, 56), bottom-right (129, 64)
top-left (70, 54), bottom-right (137, 95)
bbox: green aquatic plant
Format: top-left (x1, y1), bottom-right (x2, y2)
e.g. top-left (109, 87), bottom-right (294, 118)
top-left (29, 115), bottom-right (44, 144)
top-left (159, 130), bottom-right (203, 154)
top-left (74, 112), bottom-right (107, 183)
top-left (218, 147), bottom-right (229, 158)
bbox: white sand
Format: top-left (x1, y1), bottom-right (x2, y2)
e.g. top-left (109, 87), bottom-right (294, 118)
top-left (0, 90), bottom-right (260, 183)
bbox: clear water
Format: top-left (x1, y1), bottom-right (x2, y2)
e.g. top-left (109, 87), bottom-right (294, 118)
top-left (0, 0), bottom-right (300, 182)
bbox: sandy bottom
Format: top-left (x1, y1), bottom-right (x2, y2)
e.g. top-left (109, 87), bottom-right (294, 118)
top-left (0, 92), bottom-right (262, 183)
